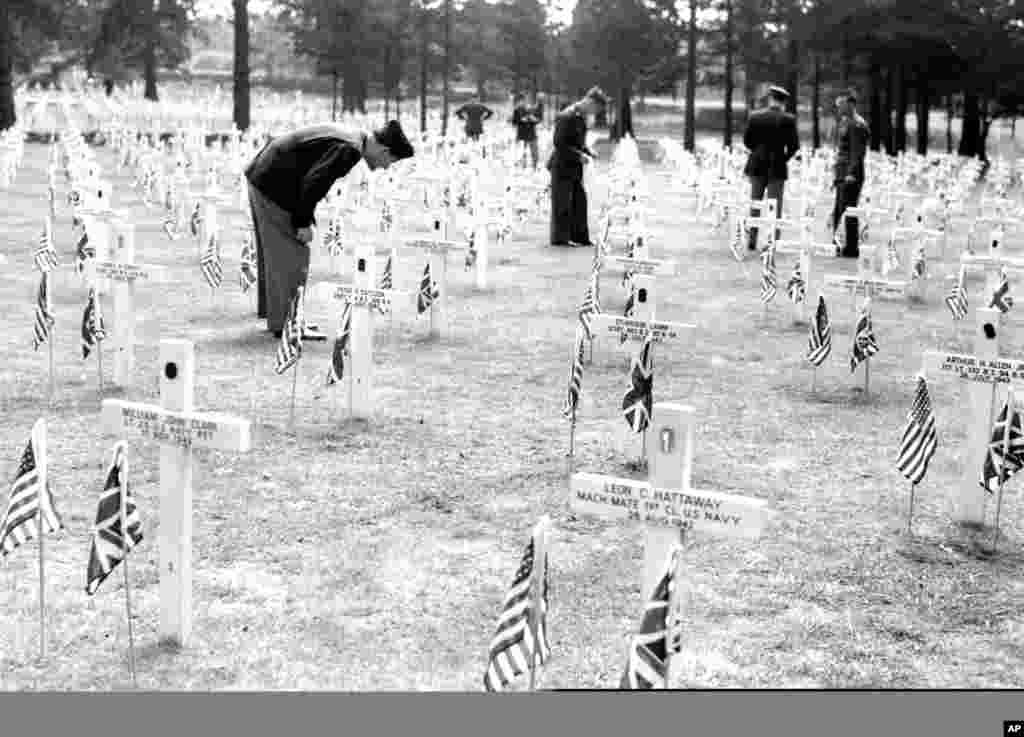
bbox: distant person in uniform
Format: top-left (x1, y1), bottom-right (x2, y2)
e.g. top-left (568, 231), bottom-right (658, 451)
top-left (831, 89), bottom-right (870, 258)
top-left (455, 97), bottom-right (494, 141)
top-left (742, 84), bottom-right (800, 251)
top-left (547, 86), bottom-right (608, 247)
top-left (512, 93), bottom-right (541, 169)
top-left (244, 120), bottom-right (414, 338)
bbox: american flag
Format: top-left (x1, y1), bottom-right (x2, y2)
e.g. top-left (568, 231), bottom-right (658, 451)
top-left (274, 287), bottom-right (304, 375)
top-left (896, 376), bottom-right (938, 485)
top-left (163, 213), bottom-right (179, 241)
top-left (380, 254), bottom-right (393, 291)
top-left (47, 168), bottom-right (56, 218)
top-left (417, 262), bottom-right (440, 315)
top-left (620, 546), bottom-right (678, 690)
top-left (200, 231), bottom-right (223, 289)
top-left (806, 295), bottom-right (832, 366)
top-left (325, 301), bottom-right (352, 387)
top-left (578, 278), bottom-right (601, 341)
top-left (849, 299), bottom-right (879, 373)
top-left (911, 245), bottom-right (926, 281)
top-left (482, 534), bottom-right (550, 692)
top-left (380, 201), bottom-right (394, 233)
top-left (787, 259), bottom-right (806, 304)
top-left (728, 214), bottom-right (743, 261)
top-left (883, 235), bottom-right (901, 276)
top-left (32, 272), bottom-right (54, 351)
top-left (189, 201), bottom-right (202, 239)
top-left (34, 219), bottom-right (59, 273)
top-left (464, 229), bottom-right (477, 271)
top-left (323, 216), bottom-right (343, 257)
top-left (85, 441), bottom-right (143, 596)
top-left (74, 225), bottom-right (94, 275)
top-left (990, 269), bottom-right (1014, 313)
top-left (239, 230), bottom-right (257, 293)
top-left (945, 265), bottom-right (969, 320)
top-left (81, 288), bottom-right (105, 359)
top-left (622, 334), bottom-right (653, 433)
top-left (860, 220), bottom-right (870, 244)
top-left (980, 395), bottom-right (1024, 495)
top-left (760, 246), bottom-right (777, 303)
top-left (832, 223), bottom-right (843, 250)
top-left (0, 419), bottom-right (63, 558)
top-left (591, 240), bottom-right (604, 277)
top-left (562, 328), bottom-right (586, 419)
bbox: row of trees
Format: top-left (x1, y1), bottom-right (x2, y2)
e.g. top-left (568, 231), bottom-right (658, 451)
top-left (2, 0), bottom-right (1023, 160)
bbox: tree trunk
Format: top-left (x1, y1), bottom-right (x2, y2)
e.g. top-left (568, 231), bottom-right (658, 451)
top-left (915, 77), bottom-right (929, 155)
top-left (959, 90), bottom-right (981, 158)
top-left (786, 32), bottom-right (798, 117)
top-left (419, 8), bottom-right (428, 133)
top-left (476, 76), bottom-right (486, 101)
top-left (723, 0), bottom-right (733, 149)
top-left (893, 64), bottom-right (907, 153)
top-left (684, 0), bottom-right (697, 151)
top-left (617, 85), bottom-right (633, 139)
top-left (882, 65), bottom-right (893, 154)
top-left (811, 52), bottom-right (821, 149)
top-left (946, 94), bottom-right (953, 153)
top-left (232, 0), bottom-right (251, 130)
top-left (331, 70), bottom-right (339, 121)
top-left (441, 0), bottom-right (451, 137)
top-left (0, 2), bottom-right (15, 131)
top-left (868, 60), bottom-right (882, 151)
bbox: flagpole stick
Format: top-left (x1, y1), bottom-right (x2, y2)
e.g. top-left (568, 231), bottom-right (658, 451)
top-left (906, 482), bottom-right (916, 537)
top-left (289, 359), bottom-right (299, 430)
top-left (527, 517), bottom-right (549, 692)
top-left (123, 479), bottom-right (137, 688)
top-left (97, 341), bottom-right (104, 398)
top-left (38, 486), bottom-right (46, 661)
top-left (993, 388), bottom-right (1013, 554)
top-left (864, 358), bottom-right (870, 397)
top-left (48, 336), bottom-right (55, 407)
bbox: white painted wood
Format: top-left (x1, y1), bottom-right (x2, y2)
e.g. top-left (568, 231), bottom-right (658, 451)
top-left (350, 244), bottom-right (375, 419)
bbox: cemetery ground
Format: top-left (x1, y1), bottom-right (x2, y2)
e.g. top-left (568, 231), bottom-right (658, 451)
top-left (2, 120), bottom-right (1024, 689)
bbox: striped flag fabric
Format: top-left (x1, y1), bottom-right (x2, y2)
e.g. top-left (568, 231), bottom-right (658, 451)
top-left (786, 259), bottom-right (806, 304)
top-left (163, 213), bottom-right (179, 241)
top-left (189, 200), bottom-right (202, 239)
top-left (945, 265), bottom-right (969, 320)
top-left (990, 269), bottom-right (1014, 313)
top-left (849, 298), bottom-right (879, 373)
top-left (417, 262), bottom-right (440, 315)
top-left (323, 216), bottom-right (344, 258)
top-left (34, 219), bottom-right (59, 273)
top-left (760, 246), bottom-right (777, 303)
top-left (325, 301), bottom-right (352, 387)
top-left (380, 254), bottom-right (393, 291)
top-left (32, 271), bottom-right (54, 351)
top-left (0, 419), bottom-right (63, 558)
top-left (728, 213), bottom-right (743, 261)
top-left (74, 225), bottom-right (94, 275)
top-left (85, 441), bottom-right (143, 596)
top-left (883, 235), bottom-right (901, 276)
top-left (239, 230), bottom-right (257, 293)
top-left (806, 295), bottom-right (832, 366)
top-left (622, 334), bottom-right (653, 433)
top-left (482, 535), bottom-right (550, 692)
top-left (620, 546), bottom-right (678, 690)
top-left (896, 376), bottom-right (938, 485)
top-left (200, 231), bottom-right (223, 289)
top-left (980, 395), bottom-right (1024, 495)
top-left (591, 240), bottom-right (604, 277)
top-left (578, 279), bottom-right (601, 341)
top-left (562, 328), bottom-right (586, 419)
top-left (464, 229), bottom-right (477, 271)
top-left (274, 287), bottom-right (305, 375)
top-left (380, 200), bottom-right (394, 233)
top-left (81, 288), bottom-right (105, 359)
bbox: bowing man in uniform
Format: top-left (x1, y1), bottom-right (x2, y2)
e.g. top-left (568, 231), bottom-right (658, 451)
top-left (742, 84), bottom-right (800, 251)
top-left (245, 120), bottom-right (415, 338)
top-left (547, 86), bottom-right (608, 247)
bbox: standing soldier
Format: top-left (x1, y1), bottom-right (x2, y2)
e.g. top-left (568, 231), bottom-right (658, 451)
top-left (831, 89), bottom-right (870, 258)
top-left (742, 84), bottom-right (800, 251)
top-left (512, 93), bottom-right (541, 169)
top-left (454, 97), bottom-right (494, 141)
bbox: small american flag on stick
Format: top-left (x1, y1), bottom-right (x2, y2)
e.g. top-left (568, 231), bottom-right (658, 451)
top-left (896, 375), bottom-right (938, 485)
top-left (806, 296), bottom-right (832, 366)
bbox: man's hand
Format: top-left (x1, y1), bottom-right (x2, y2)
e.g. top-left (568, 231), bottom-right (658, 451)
top-left (297, 226), bottom-right (314, 244)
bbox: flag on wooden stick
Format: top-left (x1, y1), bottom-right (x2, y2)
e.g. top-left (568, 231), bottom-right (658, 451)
top-left (34, 219), bottom-right (59, 274)
top-left (620, 546), bottom-right (679, 690)
top-left (32, 272), bottom-right (54, 351)
top-left (760, 246), bottom-right (777, 303)
top-left (578, 279), bottom-right (601, 341)
top-left (945, 265), bottom-right (969, 321)
top-left (980, 395), bottom-right (1024, 495)
top-left (989, 268), bottom-right (1014, 313)
top-left (239, 230), bottom-right (257, 293)
top-left (200, 231), bottom-right (223, 289)
top-left (562, 328), bottom-right (585, 418)
top-left (85, 442), bottom-right (143, 595)
top-left (786, 259), bottom-right (806, 304)
top-left (0, 419), bottom-right (63, 558)
top-left (326, 301), bottom-right (352, 387)
top-left (806, 296), bottom-right (832, 366)
top-left (380, 254), bottom-right (393, 291)
top-left (81, 288), bottom-right (106, 359)
top-left (896, 375), bottom-right (938, 485)
top-left (849, 298), bottom-right (879, 373)
top-left (274, 287), bottom-right (304, 375)
top-left (417, 262), bottom-right (440, 315)
top-left (622, 335), bottom-right (653, 433)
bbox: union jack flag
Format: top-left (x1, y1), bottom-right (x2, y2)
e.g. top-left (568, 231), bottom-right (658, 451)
top-left (896, 376), bottom-right (938, 486)
top-left (562, 328), bottom-right (586, 419)
top-left (85, 441), bottom-right (143, 596)
top-left (417, 262), bottom-right (440, 315)
top-left (81, 288), bottom-right (105, 359)
top-left (326, 301), bottom-right (352, 387)
top-left (849, 298), bottom-right (879, 373)
top-left (806, 295), bottom-right (832, 367)
top-left (760, 246), bottom-right (777, 303)
top-left (787, 259), bottom-right (806, 304)
top-left (980, 394), bottom-right (1024, 494)
top-left (990, 269), bottom-right (1014, 313)
top-left (200, 231), bottom-right (223, 289)
top-left (945, 265), bottom-right (969, 320)
top-left (74, 225), bottom-right (94, 275)
top-left (274, 287), bottom-right (304, 375)
top-left (239, 230), bottom-right (257, 293)
top-left (620, 546), bottom-right (679, 690)
top-left (34, 219), bottom-right (59, 273)
top-left (32, 272), bottom-right (54, 351)
top-left (622, 334), bottom-right (653, 433)
top-left (0, 419), bottom-right (63, 558)
top-left (482, 533), bottom-right (550, 692)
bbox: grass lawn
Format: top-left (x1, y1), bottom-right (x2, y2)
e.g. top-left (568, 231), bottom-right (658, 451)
top-left (1, 99), bottom-right (1023, 691)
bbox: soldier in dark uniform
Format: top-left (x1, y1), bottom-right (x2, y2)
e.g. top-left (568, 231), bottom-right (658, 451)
top-left (245, 121), bottom-right (414, 337)
top-left (742, 84), bottom-right (800, 251)
top-left (454, 98), bottom-right (494, 141)
top-left (512, 93), bottom-right (541, 169)
top-left (547, 86), bottom-right (608, 247)
top-left (831, 89), bottom-right (870, 258)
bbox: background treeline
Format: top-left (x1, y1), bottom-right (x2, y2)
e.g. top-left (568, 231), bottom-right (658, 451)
top-left (2, 0), bottom-right (1023, 160)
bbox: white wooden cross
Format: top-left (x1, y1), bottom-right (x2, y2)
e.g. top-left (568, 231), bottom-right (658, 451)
top-left (403, 235), bottom-right (462, 338)
top-left (920, 307), bottom-right (1024, 525)
top-left (314, 244), bottom-right (412, 419)
top-left (570, 402), bottom-right (774, 620)
top-left (743, 196), bottom-right (779, 251)
top-left (774, 217), bottom-right (835, 323)
top-left (100, 339), bottom-right (252, 646)
top-left (590, 274), bottom-right (696, 361)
